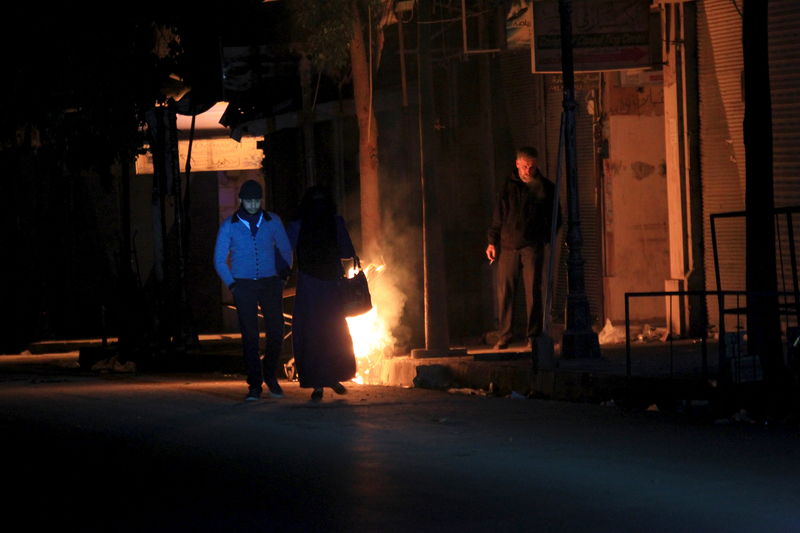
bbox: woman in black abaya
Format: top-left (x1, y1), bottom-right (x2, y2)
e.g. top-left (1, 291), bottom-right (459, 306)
top-left (288, 186), bottom-right (357, 401)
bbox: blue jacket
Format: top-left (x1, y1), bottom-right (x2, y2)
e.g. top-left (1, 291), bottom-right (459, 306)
top-left (213, 210), bottom-right (293, 288)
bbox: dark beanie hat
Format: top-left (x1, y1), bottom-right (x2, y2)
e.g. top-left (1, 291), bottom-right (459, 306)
top-left (239, 179), bottom-right (263, 199)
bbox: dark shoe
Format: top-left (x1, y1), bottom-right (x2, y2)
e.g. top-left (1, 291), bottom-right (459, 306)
top-left (311, 388), bottom-right (323, 402)
top-left (331, 382), bottom-right (348, 395)
top-left (245, 388), bottom-right (261, 401)
top-left (265, 379), bottom-right (284, 398)
top-left (493, 340), bottom-right (509, 350)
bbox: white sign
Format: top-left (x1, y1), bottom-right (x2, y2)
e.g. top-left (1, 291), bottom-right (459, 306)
top-left (135, 137), bottom-right (263, 175)
top-left (531, 0), bottom-right (651, 73)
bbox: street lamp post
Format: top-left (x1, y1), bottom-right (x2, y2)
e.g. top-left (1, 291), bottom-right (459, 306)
top-left (558, 0), bottom-right (600, 359)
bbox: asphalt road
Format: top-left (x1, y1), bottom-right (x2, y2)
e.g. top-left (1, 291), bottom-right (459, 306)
top-left (2, 353), bottom-right (799, 532)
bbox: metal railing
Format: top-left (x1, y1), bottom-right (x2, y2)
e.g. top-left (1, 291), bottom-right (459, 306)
top-left (624, 289), bottom-right (797, 381)
top-left (710, 206), bottom-right (800, 332)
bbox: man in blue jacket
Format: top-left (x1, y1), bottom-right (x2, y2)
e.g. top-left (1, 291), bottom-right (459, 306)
top-left (214, 179), bottom-right (293, 400)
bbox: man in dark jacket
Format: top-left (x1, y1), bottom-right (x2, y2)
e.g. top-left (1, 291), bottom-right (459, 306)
top-left (214, 179), bottom-right (293, 401)
top-left (486, 146), bottom-right (561, 350)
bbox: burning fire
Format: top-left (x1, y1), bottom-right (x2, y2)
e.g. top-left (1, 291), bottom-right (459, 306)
top-left (345, 263), bottom-right (393, 384)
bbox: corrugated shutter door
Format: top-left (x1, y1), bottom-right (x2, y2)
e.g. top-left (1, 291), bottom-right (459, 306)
top-left (498, 53), bottom-right (602, 327)
top-left (699, 0), bottom-right (800, 329)
top-left (769, 0), bottom-right (800, 207)
top-left (698, 0), bottom-right (746, 329)
top-left (498, 51), bottom-right (547, 150)
top-left (768, 1), bottom-right (800, 318)
top-left (496, 51), bottom-right (550, 333)
top-left (545, 77), bottom-right (567, 323)
top-left (546, 74), bottom-right (603, 326)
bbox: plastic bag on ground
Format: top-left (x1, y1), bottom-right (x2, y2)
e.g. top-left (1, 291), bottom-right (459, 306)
top-left (598, 318), bottom-right (627, 344)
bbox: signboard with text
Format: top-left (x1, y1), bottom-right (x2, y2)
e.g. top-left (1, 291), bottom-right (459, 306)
top-left (135, 137), bottom-right (263, 175)
top-left (531, 0), bottom-right (651, 73)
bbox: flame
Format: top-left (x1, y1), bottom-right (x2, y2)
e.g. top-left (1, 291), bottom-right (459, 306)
top-left (345, 263), bottom-right (392, 384)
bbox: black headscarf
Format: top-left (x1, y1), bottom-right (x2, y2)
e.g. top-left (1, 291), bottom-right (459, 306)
top-left (296, 186), bottom-right (343, 280)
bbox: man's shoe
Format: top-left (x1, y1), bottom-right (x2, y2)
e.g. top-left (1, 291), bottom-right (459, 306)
top-left (492, 340), bottom-right (509, 350)
top-left (331, 382), bottom-right (348, 395)
top-left (245, 389), bottom-right (261, 401)
top-left (266, 379), bottom-right (284, 398)
top-left (311, 388), bottom-right (323, 402)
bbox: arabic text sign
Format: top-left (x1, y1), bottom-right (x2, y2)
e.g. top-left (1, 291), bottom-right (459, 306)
top-left (531, 0), bottom-right (651, 73)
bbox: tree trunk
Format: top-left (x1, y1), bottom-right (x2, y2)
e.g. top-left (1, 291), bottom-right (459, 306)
top-left (299, 54), bottom-right (316, 190)
top-left (350, 3), bottom-right (381, 260)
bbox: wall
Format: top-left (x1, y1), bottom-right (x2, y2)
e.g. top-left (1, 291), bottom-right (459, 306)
top-left (602, 115), bottom-right (669, 323)
top-left (602, 72), bottom-right (669, 325)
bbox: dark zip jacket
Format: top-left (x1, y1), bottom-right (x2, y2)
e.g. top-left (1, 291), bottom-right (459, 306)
top-left (488, 168), bottom-right (562, 249)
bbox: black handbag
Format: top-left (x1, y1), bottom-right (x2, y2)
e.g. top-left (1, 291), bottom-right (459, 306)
top-left (341, 256), bottom-right (372, 317)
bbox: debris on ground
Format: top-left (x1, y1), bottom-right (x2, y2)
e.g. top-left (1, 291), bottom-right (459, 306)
top-left (447, 387), bottom-right (489, 396)
top-left (413, 364), bottom-right (453, 390)
top-left (598, 318), bottom-right (626, 345)
top-left (637, 324), bottom-right (671, 343)
top-left (597, 320), bottom-right (673, 344)
top-left (91, 356), bottom-right (136, 373)
top-left (714, 409), bottom-right (756, 425)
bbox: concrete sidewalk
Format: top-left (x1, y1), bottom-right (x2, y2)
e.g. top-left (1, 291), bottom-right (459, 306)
top-left (26, 332), bottom-right (721, 409)
top-left (378, 336), bottom-right (719, 405)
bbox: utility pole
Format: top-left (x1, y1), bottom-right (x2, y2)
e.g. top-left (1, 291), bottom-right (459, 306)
top-left (410, 0), bottom-right (465, 358)
top-left (117, 156), bottom-right (136, 361)
top-left (299, 54), bottom-right (316, 189)
top-left (558, 0), bottom-right (600, 359)
top-left (742, 0), bottom-right (786, 410)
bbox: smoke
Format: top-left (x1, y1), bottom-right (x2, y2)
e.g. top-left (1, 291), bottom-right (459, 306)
top-left (366, 221), bottom-right (417, 354)
top-left (345, 165), bottom-right (423, 362)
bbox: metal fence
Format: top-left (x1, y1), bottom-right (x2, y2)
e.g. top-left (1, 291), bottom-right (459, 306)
top-left (710, 206), bottom-right (800, 335)
top-left (624, 289), bottom-right (798, 382)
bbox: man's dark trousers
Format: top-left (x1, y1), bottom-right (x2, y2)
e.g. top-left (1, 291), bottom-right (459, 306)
top-left (233, 277), bottom-right (284, 392)
top-left (496, 244), bottom-right (544, 344)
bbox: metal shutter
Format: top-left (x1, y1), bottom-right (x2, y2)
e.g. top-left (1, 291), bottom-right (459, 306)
top-left (698, 0), bottom-right (746, 330)
top-left (769, 0), bottom-right (800, 207)
top-left (768, 1), bottom-right (800, 327)
top-left (699, 0), bottom-right (800, 329)
top-left (545, 73), bottom-right (603, 326)
top-left (498, 51), bottom-right (548, 151)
